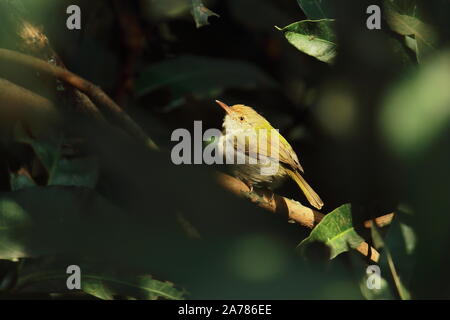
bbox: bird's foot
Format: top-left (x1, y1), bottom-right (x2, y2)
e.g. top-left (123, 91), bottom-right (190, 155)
top-left (243, 180), bottom-right (254, 192)
top-left (262, 189), bottom-right (275, 202)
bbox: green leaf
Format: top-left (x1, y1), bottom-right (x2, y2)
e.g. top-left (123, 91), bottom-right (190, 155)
top-left (372, 211), bottom-right (416, 300)
top-left (9, 170), bottom-right (36, 191)
top-left (16, 257), bottom-right (185, 300)
top-left (136, 55), bottom-right (276, 109)
top-left (0, 185), bottom-right (193, 279)
top-left (190, 0), bottom-right (219, 28)
top-left (83, 274), bottom-right (184, 300)
top-left (371, 221), bottom-right (412, 300)
top-left (0, 186), bottom-right (165, 263)
top-left (388, 36), bottom-right (416, 68)
top-left (296, 0), bottom-right (334, 19)
top-left (0, 187), bottom-right (121, 260)
top-left (14, 127), bottom-right (98, 188)
top-left (404, 35), bottom-right (417, 53)
top-left (47, 156), bottom-right (98, 188)
top-left (298, 204), bottom-right (364, 259)
top-left (277, 19), bottom-right (337, 63)
top-left (384, 0), bottom-right (437, 62)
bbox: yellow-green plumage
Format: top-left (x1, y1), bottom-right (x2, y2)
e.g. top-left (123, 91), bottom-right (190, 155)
top-left (216, 101), bottom-right (323, 210)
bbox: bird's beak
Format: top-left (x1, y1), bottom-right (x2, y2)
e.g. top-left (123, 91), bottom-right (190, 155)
top-left (215, 100), bottom-right (231, 114)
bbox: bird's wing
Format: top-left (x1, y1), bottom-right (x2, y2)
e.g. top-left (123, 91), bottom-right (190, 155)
top-left (228, 128), bottom-right (304, 173)
top-left (258, 128), bottom-right (304, 173)
top-left (275, 130), bottom-right (304, 173)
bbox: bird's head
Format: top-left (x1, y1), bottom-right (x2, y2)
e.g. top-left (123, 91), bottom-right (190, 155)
top-left (215, 100), bottom-right (272, 133)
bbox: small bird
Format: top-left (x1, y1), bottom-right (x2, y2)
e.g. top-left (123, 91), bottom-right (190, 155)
top-left (216, 100), bottom-right (323, 210)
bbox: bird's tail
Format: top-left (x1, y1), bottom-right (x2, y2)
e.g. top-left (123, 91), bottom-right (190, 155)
top-left (287, 170), bottom-right (324, 210)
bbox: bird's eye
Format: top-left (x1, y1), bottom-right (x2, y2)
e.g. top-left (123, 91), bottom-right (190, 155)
top-left (239, 116), bottom-right (244, 121)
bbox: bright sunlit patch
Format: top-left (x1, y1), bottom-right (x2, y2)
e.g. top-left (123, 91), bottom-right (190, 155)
top-left (380, 51), bottom-right (450, 159)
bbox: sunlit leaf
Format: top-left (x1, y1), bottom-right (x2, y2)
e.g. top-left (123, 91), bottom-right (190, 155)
top-left (83, 274), bottom-right (184, 300)
top-left (384, 0), bottom-right (437, 62)
top-left (298, 204), bottom-right (364, 259)
top-left (277, 19), bottom-right (336, 63)
top-left (228, 0), bottom-right (290, 31)
top-left (190, 0), bottom-right (219, 28)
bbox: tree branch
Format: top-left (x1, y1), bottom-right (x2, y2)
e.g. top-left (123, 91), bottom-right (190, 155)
top-left (0, 48), bottom-right (158, 151)
top-left (216, 172), bottom-right (394, 263)
top-left (0, 78), bottom-right (61, 133)
top-left (0, 6), bottom-right (107, 124)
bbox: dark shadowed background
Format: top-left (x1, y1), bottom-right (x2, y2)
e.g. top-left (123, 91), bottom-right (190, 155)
top-left (0, 0), bottom-right (449, 299)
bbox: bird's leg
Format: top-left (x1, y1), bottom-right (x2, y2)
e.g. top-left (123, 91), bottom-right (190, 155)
top-left (262, 188), bottom-right (275, 203)
top-left (242, 179), bottom-right (254, 192)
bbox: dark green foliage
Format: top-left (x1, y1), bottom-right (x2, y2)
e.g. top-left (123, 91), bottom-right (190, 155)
top-left (0, 0), bottom-right (449, 300)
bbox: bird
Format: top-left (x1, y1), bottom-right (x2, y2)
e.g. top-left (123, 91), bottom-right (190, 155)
top-left (215, 100), bottom-right (323, 210)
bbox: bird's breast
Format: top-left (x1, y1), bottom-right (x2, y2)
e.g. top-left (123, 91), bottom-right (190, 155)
top-left (217, 134), bottom-right (287, 188)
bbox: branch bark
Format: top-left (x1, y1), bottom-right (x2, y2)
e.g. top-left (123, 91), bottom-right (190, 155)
top-left (0, 48), bottom-right (158, 151)
top-left (0, 78), bottom-right (61, 133)
top-left (216, 172), bottom-right (394, 263)
top-left (0, 6), bottom-right (106, 123)
top-left (0, 2), bottom-right (392, 264)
